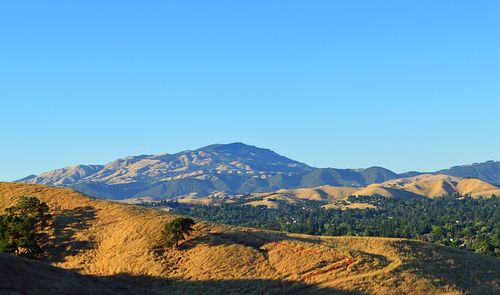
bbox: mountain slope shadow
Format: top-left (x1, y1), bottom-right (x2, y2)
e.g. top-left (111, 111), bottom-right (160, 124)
top-left (110, 273), bottom-right (365, 295)
top-left (46, 206), bottom-right (97, 262)
top-left (1, 253), bottom-right (364, 295)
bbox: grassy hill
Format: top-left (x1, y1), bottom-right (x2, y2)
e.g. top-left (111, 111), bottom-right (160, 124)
top-left (0, 182), bottom-right (499, 294)
top-left (182, 174), bottom-right (500, 209)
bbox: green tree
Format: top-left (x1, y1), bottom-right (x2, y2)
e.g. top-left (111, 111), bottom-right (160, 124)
top-left (0, 196), bottom-right (51, 258)
top-left (429, 225), bottom-right (445, 243)
top-left (162, 217), bottom-right (195, 248)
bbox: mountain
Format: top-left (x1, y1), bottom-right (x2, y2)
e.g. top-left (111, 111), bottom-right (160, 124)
top-left (15, 143), bottom-right (500, 200)
top-left (1, 182), bottom-right (499, 294)
top-left (18, 164), bottom-right (104, 186)
top-left (16, 143), bottom-right (400, 200)
top-left (435, 160), bottom-right (500, 184)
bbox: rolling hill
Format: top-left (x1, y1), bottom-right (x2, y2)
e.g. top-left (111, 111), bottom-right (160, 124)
top-left (1, 182), bottom-right (499, 294)
top-left (184, 174), bottom-right (500, 208)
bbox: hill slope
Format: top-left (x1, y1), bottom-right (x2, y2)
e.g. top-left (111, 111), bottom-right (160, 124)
top-left (1, 182), bottom-right (499, 294)
top-left (381, 174), bottom-right (500, 198)
top-left (212, 174), bottom-right (500, 208)
top-left (0, 253), bottom-right (144, 295)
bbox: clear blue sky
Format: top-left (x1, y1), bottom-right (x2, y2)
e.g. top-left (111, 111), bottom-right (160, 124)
top-left (1, 1), bottom-right (499, 181)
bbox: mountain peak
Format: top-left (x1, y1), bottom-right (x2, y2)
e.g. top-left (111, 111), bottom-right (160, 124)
top-left (200, 142), bottom-right (263, 153)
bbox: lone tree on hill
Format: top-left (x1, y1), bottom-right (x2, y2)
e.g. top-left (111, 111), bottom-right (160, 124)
top-left (0, 196), bottom-right (51, 258)
top-left (162, 217), bottom-right (195, 248)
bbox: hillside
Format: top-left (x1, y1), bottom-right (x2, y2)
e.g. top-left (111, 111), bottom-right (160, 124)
top-left (188, 174), bottom-right (500, 208)
top-left (0, 253), bottom-right (145, 295)
top-left (16, 143), bottom-right (400, 200)
top-left (381, 174), bottom-right (500, 198)
top-left (1, 182), bottom-right (499, 294)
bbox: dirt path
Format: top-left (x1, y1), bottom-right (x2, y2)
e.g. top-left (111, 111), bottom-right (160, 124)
top-left (241, 230), bottom-right (356, 280)
top-left (327, 253), bottom-right (402, 286)
top-left (190, 227), bottom-right (402, 294)
top-left (242, 229), bottom-right (403, 293)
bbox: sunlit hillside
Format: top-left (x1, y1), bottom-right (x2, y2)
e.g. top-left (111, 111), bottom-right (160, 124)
top-left (0, 182), bottom-right (499, 294)
top-left (178, 174), bottom-right (500, 209)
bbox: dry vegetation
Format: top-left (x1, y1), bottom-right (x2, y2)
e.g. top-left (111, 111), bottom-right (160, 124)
top-left (0, 182), bottom-right (499, 294)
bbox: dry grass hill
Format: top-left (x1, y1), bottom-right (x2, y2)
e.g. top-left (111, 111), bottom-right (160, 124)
top-left (198, 174), bottom-right (500, 208)
top-left (0, 182), bottom-right (499, 294)
top-left (177, 174), bottom-right (500, 209)
top-left (279, 174), bottom-right (500, 200)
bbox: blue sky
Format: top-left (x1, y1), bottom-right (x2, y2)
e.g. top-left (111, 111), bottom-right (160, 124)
top-left (1, 1), bottom-right (499, 181)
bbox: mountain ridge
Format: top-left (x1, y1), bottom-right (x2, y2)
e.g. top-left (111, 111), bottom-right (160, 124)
top-left (16, 143), bottom-right (500, 200)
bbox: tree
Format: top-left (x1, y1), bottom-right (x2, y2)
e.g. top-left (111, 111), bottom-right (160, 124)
top-left (5, 196), bottom-right (51, 228)
top-left (429, 225), bottom-right (445, 243)
top-left (0, 196), bottom-right (51, 258)
top-left (161, 217), bottom-right (195, 248)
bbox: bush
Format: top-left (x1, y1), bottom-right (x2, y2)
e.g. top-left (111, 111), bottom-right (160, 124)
top-left (161, 217), bottom-right (195, 248)
top-left (0, 196), bottom-right (51, 258)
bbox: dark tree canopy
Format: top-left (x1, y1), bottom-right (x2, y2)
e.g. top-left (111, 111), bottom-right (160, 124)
top-left (0, 196), bottom-right (51, 258)
top-left (161, 217), bottom-right (195, 248)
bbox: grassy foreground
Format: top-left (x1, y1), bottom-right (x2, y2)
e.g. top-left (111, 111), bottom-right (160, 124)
top-left (0, 182), bottom-right (499, 294)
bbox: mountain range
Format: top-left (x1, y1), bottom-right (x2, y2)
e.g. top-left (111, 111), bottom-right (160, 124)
top-left (17, 142), bottom-right (500, 200)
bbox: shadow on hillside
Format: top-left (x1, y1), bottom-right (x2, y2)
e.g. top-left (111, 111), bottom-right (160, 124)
top-left (108, 273), bottom-right (365, 295)
top-left (180, 230), bottom-right (324, 253)
top-left (0, 252), bottom-right (365, 295)
top-left (392, 240), bottom-right (500, 294)
top-left (46, 206), bottom-right (97, 263)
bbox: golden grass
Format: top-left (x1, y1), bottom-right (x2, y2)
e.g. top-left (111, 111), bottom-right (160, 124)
top-left (0, 182), bottom-right (171, 276)
top-left (0, 182), bottom-right (499, 294)
top-left (381, 174), bottom-right (500, 198)
top-left (254, 175), bottom-right (500, 207)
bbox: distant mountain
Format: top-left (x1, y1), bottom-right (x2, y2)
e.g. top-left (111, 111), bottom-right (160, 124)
top-left (16, 143), bottom-right (500, 200)
top-left (16, 143), bottom-right (400, 199)
top-left (18, 165), bottom-right (104, 186)
top-left (435, 161), bottom-right (500, 184)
